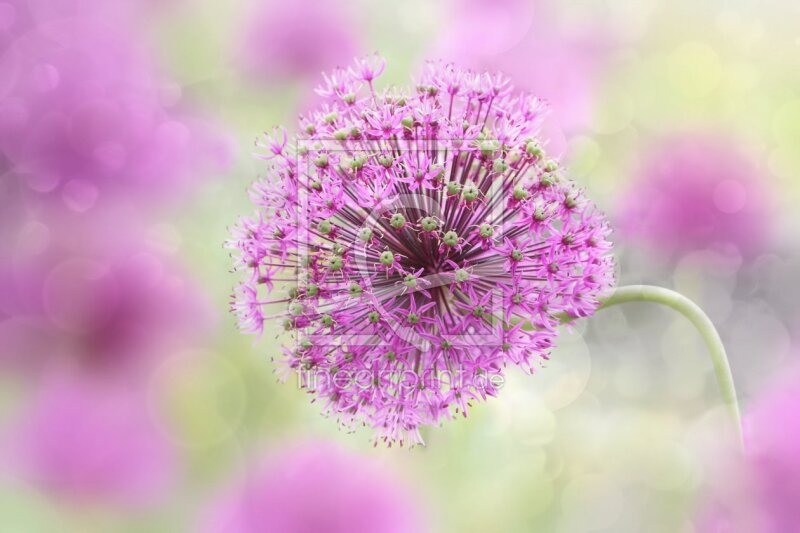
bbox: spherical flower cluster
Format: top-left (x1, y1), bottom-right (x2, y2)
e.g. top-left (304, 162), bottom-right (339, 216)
top-left (228, 56), bottom-right (614, 445)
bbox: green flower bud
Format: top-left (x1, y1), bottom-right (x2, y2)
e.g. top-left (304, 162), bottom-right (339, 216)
top-left (379, 251), bottom-right (394, 266)
top-left (492, 158), bottom-right (508, 173)
top-left (317, 219), bottom-right (333, 235)
top-left (513, 186), bottom-right (529, 201)
top-left (420, 216), bottom-right (438, 232)
top-left (525, 142), bottom-right (543, 159)
top-left (314, 154), bottom-right (329, 168)
top-left (443, 231), bottom-right (459, 247)
top-left (349, 156), bottom-right (366, 170)
top-left (390, 213), bottom-right (406, 229)
top-left (358, 227), bottom-right (373, 241)
top-left (540, 173), bottom-right (555, 187)
top-left (479, 224), bottom-right (494, 238)
top-left (461, 183), bottom-right (479, 202)
top-left (479, 140), bottom-right (499, 158)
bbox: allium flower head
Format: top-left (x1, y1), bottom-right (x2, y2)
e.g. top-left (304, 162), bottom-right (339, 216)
top-left (228, 56), bottom-right (614, 445)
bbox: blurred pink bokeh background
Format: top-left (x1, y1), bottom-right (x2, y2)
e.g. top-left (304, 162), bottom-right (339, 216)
top-left (1, 0), bottom-right (799, 530)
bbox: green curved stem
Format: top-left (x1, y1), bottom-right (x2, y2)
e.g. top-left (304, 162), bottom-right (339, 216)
top-left (561, 285), bottom-right (743, 448)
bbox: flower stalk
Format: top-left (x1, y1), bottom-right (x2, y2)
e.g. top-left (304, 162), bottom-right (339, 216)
top-left (560, 284), bottom-right (744, 449)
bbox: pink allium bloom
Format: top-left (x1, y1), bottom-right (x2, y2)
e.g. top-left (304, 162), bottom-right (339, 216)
top-left (700, 364), bottom-right (800, 533)
top-left (227, 56), bottom-right (614, 446)
top-left (3, 373), bottom-right (175, 505)
top-left (433, 0), bottom-right (612, 132)
top-left (617, 136), bottom-right (772, 259)
top-left (239, 0), bottom-right (358, 82)
top-left (0, 7), bottom-right (231, 214)
top-left (205, 441), bottom-right (425, 533)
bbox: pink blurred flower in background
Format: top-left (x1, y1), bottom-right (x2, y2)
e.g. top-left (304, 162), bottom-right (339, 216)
top-left (238, 0), bottom-right (358, 83)
top-left (0, 0), bottom-right (173, 42)
top-left (2, 373), bottom-right (175, 506)
top-left (616, 135), bottom-right (773, 260)
top-left (0, 239), bottom-right (213, 379)
top-left (0, 0), bottom-right (224, 506)
top-left (433, 0), bottom-right (613, 133)
top-left (0, 5), bottom-right (231, 215)
top-left (740, 364), bottom-right (800, 532)
top-left (0, 0), bottom-right (224, 380)
top-left (701, 362), bottom-right (800, 532)
top-left (205, 442), bottom-right (426, 533)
